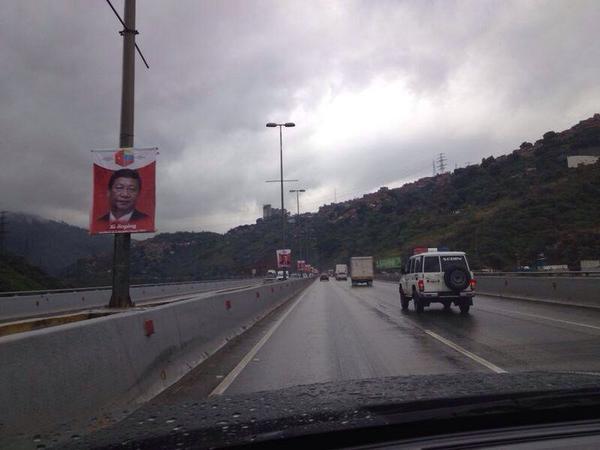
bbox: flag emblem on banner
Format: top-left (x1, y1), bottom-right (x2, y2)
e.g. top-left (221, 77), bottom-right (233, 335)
top-left (115, 148), bottom-right (135, 167)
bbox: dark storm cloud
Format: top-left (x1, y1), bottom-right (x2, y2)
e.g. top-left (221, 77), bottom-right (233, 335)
top-left (1, 0), bottom-right (599, 232)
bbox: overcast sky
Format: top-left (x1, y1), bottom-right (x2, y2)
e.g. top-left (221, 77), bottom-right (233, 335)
top-left (1, 0), bottom-right (600, 234)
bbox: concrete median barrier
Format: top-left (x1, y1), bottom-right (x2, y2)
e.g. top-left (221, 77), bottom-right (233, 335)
top-left (476, 275), bottom-right (600, 308)
top-left (0, 279), bottom-right (255, 322)
top-left (0, 278), bottom-right (313, 446)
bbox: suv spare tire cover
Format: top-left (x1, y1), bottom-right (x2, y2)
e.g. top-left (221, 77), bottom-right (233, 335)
top-left (444, 266), bottom-right (469, 291)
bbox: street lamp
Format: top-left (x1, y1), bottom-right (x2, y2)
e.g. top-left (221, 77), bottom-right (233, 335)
top-left (289, 189), bottom-right (306, 216)
top-left (266, 122), bottom-right (295, 279)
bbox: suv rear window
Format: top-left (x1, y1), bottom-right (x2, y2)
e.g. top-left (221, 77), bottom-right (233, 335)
top-left (415, 256), bottom-right (423, 273)
top-left (440, 255), bottom-right (468, 271)
top-left (423, 256), bottom-right (441, 272)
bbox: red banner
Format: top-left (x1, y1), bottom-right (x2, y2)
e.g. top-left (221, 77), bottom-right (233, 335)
top-left (276, 249), bottom-right (292, 268)
top-left (89, 147), bottom-right (158, 235)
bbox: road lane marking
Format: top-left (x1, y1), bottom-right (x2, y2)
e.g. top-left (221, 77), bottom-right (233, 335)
top-left (481, 307), bottom-right (600, 331)
top-left (424, 329), bottom-right (508, 374)
top-left (209, 287), bottom-right (310, 396)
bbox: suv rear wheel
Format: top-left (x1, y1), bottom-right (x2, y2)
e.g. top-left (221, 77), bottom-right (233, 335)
top-left (444, 266), bottom-right (470, 291)
top-left (459, 303), bottom-right (471, 315)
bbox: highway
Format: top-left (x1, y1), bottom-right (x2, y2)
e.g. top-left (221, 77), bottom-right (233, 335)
top-left (148, 278), bottom-right (600, 405)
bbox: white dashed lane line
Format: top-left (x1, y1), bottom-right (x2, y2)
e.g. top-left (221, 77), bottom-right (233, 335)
top-left (423, 329), bottom-right (508, 374)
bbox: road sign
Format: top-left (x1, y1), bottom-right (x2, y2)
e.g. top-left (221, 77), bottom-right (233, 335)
top-left (376, 256), bottom-right (402, 269)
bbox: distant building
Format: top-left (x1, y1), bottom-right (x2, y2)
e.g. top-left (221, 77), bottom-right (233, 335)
top-left (263, 204), bottom-right (273, 219)
top-left (262, 204), bottom-right (287, 219)
top-left (567, 155), bottom-right (599, 168)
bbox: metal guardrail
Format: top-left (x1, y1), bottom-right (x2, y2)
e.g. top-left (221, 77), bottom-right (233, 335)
top-left (474, 271), bottom-right (600, 277)
top-left (375, 271), bottom-right (600, 282)
top-left (0, 277), bottom-right (253, 297)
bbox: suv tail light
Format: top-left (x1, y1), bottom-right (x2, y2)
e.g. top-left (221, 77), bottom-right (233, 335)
top-left (418, 279), bottom-right (425, 292)
top-left (470, 279), bottom-right (476, 289)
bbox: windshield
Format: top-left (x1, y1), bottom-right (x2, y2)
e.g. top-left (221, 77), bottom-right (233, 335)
top-left (2, 1), bottom-right (600, 448)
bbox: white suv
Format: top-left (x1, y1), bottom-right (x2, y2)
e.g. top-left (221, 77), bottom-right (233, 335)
top-left (399, 251), bottom-right (475, 314)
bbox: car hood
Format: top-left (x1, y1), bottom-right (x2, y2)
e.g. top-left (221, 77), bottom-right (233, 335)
top-left (55, 371), bottom-right (600, 449)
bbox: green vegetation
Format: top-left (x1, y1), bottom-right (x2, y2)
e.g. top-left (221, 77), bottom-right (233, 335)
top-left (311, 115), bottom-right (600, 270)
top-left (4, 213), bottom-right (111, 276)
top-left (0, 253), bottom-right (63, 292)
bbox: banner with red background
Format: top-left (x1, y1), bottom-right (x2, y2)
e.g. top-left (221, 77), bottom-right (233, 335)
top-left (89, 147), bottom-right (158, 234)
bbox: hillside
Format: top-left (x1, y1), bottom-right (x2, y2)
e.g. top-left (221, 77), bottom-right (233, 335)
top-left (312, 115), bottom-right (600, 269)
top-left (3, 212), bottom-right (112, 276)
top-left (63, 114), bottom-right (600, 285)
top-left (0, 253), bottom-right (64, 292)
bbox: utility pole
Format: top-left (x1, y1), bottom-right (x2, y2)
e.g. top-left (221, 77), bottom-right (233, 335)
top-left (432, 159), bottom-right (436, 176)
top-left (110, 0), bottom-right (136, 308)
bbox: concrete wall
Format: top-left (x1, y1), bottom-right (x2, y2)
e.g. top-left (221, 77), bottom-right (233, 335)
top-left (0, 278), bottom-right (313, 446)
top-left (0, 279), bottom-right (255, 322)
top-left (476, 275), bottom-right (600, 308)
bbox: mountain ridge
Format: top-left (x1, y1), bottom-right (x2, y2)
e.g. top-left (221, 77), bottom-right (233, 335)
top-left (5, 114), bottom-right (600, 287)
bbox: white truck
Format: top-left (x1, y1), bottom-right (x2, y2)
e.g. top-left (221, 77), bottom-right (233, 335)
top-left (335, 264), bottom-right (348, 280)
top-left (350, 257), bottom-right (374, 286)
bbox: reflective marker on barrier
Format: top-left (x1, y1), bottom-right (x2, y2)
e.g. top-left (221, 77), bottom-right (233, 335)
top-left (225, 300), bottom-right (232, 310)
top-left (144, 320), bottom-right (155, 337)
top-left (256, 292), bottom-right (260, 298)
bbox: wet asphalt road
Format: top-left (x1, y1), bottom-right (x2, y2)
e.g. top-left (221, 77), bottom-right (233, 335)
top-left (221, 279), bottom-right (600, 395)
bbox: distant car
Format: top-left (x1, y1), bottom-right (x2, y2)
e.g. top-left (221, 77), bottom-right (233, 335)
top-left (399, 251), bottom-right (475, 314)
top-left (320, 273), bottom-right (329, 281)
top-left (276, 270), bottom-right (286, 280)
top-left (263, 269), bottom-right (277, 283)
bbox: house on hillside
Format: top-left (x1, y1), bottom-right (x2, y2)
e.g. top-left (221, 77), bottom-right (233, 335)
top-left (567, 155), bottom-right (599, 168)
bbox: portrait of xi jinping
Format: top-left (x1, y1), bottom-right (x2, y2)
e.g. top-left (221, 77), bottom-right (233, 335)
top-left (99, 168), bottom-right (149, 223)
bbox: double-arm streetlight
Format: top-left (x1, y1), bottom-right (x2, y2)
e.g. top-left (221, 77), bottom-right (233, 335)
top-left (266, 121), bottom-right (295, 278)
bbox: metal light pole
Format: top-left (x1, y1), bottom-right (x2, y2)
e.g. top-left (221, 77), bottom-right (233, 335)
top-left (289, 189), bottom-right (305, 216)
top-left (266, 122), bottom-right (295, 279)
